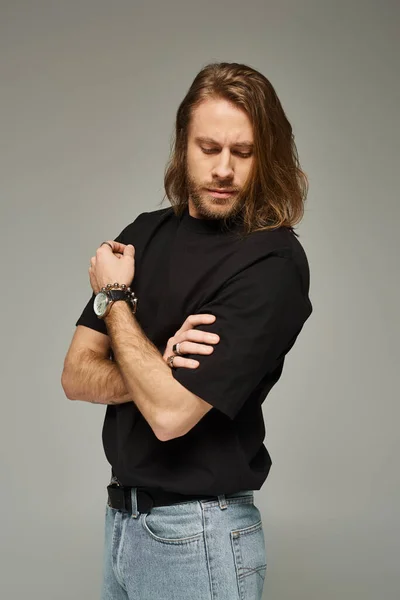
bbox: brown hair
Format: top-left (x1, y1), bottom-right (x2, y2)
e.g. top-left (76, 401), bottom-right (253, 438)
top-left (161, 62), bottom-right (309, 237)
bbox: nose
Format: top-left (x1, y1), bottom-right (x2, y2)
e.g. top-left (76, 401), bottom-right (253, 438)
top-left (212, 149), bottom-right (234, 180)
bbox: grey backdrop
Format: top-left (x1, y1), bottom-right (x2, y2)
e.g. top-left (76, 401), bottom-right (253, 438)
top-left (1, 1), bottom-right (399, 599)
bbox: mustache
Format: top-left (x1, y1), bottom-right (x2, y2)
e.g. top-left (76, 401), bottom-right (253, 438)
top-left (186, 175), bottom-right (239, 193)
top-left (205, 185), bottom-right (238, 192)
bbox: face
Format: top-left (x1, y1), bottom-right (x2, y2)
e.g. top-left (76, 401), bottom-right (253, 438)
top-left (93, 291), bottom-right (108, 316)
top-left (186, 97), bottom-right (254, 220)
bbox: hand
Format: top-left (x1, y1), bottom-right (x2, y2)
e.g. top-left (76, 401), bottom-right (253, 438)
top-left (163, 314), bottom-right (220, 369)
top-left (89, 241), bottom-right (135, 295)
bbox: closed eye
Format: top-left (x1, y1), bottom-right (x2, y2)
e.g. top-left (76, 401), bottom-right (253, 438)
top-left (201, 148), bottom-right (252, 158)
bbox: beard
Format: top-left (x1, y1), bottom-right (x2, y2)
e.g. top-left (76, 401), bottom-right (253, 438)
top-left (186, 171), bottom-right (244, 222)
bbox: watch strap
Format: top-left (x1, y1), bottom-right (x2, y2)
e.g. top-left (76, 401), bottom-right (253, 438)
top-left (95, 285), bottom-right (138, 319)
top-left (105, 288), bottom-right (138, 316)
top-left (107, 289), bottom-right (130, 302)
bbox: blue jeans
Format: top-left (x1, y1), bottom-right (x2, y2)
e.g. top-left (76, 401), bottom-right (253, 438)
top-left (101, 488), bottom-right (267, 600)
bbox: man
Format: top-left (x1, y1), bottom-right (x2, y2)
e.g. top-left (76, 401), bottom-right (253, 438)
top-left (61, 62), bottom-right (313, 600)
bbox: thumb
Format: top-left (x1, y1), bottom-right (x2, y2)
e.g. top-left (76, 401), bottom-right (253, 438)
top-left (124, 244), bottom-right (135, 257)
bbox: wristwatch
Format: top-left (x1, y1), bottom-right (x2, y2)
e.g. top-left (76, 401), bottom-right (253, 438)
top-left (94, 287), bottom-right (138, 319)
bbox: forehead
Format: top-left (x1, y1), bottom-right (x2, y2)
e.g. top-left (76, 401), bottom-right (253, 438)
top-left (189, 97), bottom-right (253, 145)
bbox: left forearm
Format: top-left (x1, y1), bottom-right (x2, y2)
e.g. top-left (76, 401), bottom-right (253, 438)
top-left (104, 301), bottom-right (186, 441)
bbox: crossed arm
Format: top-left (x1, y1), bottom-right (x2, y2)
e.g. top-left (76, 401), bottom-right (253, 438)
top-left (61, 302), bottom-right (213, 442)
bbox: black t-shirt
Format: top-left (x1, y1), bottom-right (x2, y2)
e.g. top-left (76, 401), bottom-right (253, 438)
top-left (75, 206), bottom-right (313, 495)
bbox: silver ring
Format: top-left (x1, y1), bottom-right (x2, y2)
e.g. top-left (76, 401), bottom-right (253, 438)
top-left (172, 342), bottom-right (182, 355)
top-left (167, 355), bottom-right (175, 368)
top-left (101, 241), bottom-right (113, 250)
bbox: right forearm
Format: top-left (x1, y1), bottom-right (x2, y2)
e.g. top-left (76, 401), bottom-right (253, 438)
top-left (62, 350), bottom-right (132, 405)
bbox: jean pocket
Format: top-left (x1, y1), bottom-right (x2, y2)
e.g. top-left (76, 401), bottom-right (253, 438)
top-left (230, 519), bottom-right (267, 600)
top-left (142, 505), bottom-right (204, 545)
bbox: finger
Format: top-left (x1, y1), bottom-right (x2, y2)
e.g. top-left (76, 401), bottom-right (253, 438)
top-left (123, 244), bottom-right (135, 256)
top-left (165, 331), bottom-right (219, 359)
top-left (175, 314), bottom-right (216, 335)
top-left (175, 341), bottom-right (215, 355)
top-left (98, 241), bottom-right (127, 254)
top-left (167, 355), bottom-right (199, 369)
top-left (175, 329), bottom-right (220, 344)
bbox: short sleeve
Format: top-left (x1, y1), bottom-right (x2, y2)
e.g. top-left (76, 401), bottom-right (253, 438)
top-left (74, 224), bottom-right (132, 336)
top-left (172, 256), bottom-right (313, 420)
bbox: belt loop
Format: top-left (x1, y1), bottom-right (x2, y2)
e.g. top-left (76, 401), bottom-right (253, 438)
top-left (130, 487), bottom-right (139, 519)
top-left (217, 494), bottom-right (228, 510)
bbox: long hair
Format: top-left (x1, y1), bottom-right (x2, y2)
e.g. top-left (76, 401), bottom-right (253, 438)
top-left (162, 62), bottom-right (309, 237)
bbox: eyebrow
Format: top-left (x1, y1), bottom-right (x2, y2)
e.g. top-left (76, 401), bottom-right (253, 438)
top-left (195, 136), bottom-right (254, 149)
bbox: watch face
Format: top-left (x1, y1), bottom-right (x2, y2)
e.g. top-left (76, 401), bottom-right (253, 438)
top-left (94, 292), bottom-right (109, 316)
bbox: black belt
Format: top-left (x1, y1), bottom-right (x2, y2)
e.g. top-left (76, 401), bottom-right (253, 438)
top-left (107, 483), bottom-right (221, 514)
